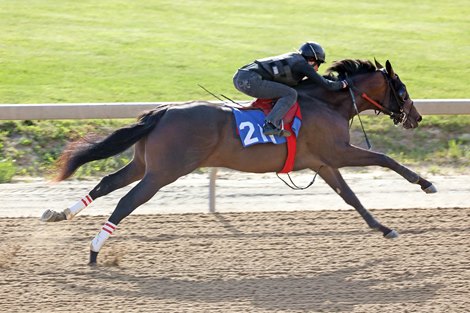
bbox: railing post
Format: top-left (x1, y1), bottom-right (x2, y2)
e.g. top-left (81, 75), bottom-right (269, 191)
top-left (209, 168), bottom-right (218, 213)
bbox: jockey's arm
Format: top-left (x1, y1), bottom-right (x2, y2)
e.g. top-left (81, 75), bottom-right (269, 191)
top-left (295, 63), bottom-right (344, 91)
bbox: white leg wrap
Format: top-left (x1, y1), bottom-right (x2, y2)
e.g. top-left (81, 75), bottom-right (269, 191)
top-left (65, 195), bottom-right (93, 219)
top-left (90, 221), bottom-right (116, 252)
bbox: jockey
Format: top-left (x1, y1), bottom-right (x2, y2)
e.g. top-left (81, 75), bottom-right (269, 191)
top-left (233, 42), bottom-right (348, 137)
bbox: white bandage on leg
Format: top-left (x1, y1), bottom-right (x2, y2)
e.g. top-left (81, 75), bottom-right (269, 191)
top-left (90, 221), bottom-right (117, 252)
top-left (64, 195), bottom-right (93, 220)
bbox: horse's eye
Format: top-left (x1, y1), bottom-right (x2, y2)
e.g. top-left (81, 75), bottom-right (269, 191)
top-left (398, 87), bottom-right (406, 99)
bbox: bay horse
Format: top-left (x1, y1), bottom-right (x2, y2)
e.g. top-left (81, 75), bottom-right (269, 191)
top-left (41, 59), bottom-right (436, 265)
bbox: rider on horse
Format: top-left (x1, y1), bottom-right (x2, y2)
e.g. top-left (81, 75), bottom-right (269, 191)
top-left (233, 42), bottom-right (348, 137)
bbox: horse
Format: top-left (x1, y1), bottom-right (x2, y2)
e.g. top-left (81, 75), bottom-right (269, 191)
top-left (41, 59), bottom-right (436, 265)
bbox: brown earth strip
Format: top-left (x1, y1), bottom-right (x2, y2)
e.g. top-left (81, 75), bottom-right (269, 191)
top-left (0, 208), bottom-right (468, 312)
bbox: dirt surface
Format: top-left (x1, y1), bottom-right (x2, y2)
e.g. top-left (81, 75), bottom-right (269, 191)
top-left (0, 170), bottom-right (469, 312)
top-left (0, 208), bottom-right (469, 312)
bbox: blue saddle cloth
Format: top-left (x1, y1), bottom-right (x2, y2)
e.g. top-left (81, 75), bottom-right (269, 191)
top-left (232, 108), bottom-right (301, 147)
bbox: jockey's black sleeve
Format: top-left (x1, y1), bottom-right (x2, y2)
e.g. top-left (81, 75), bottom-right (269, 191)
top-left (293, 63), bottom-right (343, 91)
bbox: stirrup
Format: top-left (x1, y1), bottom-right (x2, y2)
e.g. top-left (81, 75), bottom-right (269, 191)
top-left (262, 121), bottom-right (291, 137)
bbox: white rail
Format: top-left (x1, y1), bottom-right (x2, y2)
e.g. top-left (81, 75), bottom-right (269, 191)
top-left (0, 99), bottom-right (469, 120)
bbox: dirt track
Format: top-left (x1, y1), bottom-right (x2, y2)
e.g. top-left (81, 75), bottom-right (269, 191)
top-left (1, 207), bottom-right (469, 312)
top-left (1, 169), bottom-right (469, 312)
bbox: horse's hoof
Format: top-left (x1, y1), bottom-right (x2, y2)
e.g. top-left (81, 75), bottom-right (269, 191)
top-left (89, 250), bottom-right (99, 265)
top-left (384, 229), bottom-right (399, 239)
top-left (422, 184), bottom-right (437, 194)
top-left (40, 209), bottom-right (66, 222)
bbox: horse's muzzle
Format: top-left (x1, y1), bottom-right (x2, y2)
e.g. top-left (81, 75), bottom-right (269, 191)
top-left (402, 101), bottom-right (422, 129)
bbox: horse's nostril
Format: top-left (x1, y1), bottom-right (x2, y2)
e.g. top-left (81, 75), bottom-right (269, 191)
top-left (417, 116), bottom-right (422, 122)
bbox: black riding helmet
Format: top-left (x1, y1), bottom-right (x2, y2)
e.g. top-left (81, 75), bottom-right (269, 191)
top-left (299, 42), bottom-right (326, 64)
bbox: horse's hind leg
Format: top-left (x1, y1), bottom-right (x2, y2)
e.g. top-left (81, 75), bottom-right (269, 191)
top-left (88, 106), bottom-right (224, 264)
top-left (88, 132), bottom-right (206, 264)
top-left (87, 139), bottom-right (147, 202)
top-left (88, 168), bottom-right (192, 265)
top-left (41, 141), bottom-right (146, 222)
top-left (318, 166), bottom-right (398, 238)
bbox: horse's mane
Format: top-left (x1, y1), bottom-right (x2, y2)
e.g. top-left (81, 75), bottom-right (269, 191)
top-left (296, 59), bottom-right (377, 94)
top-left (295, 59), bottom-right (377, 110)
top-left (324, 59), bottom-right (376, 80)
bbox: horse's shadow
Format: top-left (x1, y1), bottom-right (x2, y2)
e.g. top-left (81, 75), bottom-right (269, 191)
top-left (68, 259), bottom-right (442, 311)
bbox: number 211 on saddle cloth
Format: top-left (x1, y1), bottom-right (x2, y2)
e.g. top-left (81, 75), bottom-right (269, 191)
top-left (232, 98), bottom-right (302, 173)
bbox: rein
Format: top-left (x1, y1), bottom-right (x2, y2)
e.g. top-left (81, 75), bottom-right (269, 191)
top-left (360, 92), bottom-right (393, 115)
top-left (348, 87), bottom-right (372, 149)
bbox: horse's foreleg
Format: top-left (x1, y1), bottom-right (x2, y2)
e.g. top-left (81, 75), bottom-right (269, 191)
top-left (318, 166), bottom-right (399, 238)
top-left (41, 143), bottom-right (146, 222)
top-left (336, 145), bottom-right (437, 193)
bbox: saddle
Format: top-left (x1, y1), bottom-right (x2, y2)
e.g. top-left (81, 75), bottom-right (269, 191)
top-left (240, 98), bottom-right (299, 125)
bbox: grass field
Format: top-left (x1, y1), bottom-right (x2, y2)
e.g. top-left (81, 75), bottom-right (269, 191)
top-left (1, 0), bottom-right (469, 102)
top-left (0, 0), bottom-right (469, 181)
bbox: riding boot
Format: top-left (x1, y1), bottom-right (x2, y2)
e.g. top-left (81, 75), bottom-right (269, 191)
top-left (263, 99), bottom-right (293, 137)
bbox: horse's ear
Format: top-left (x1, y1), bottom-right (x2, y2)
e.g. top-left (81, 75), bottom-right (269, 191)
top-left (374, 58), bottom-right (384, 69)
top-left (386, 60), bottom-right (395, 77)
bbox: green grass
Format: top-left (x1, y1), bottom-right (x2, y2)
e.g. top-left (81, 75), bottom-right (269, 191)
top-left (0, 119), bottom-right (134, 178)
top-left (0, 0), bottom-right (469, 103)
top-left (0, 0), bottom-right (469, 178)
top-left (0, 159), bottom-right (16, 183)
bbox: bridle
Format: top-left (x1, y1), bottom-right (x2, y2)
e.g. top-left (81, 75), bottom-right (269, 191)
top-left (348, 69), bottom-right (410, 126)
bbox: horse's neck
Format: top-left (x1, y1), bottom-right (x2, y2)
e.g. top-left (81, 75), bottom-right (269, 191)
top-left (297, 73), bottom-right (388, 122)
top-left (303, 69), bottom-right (389, 117)
top-left (299, 91), bottom-right (356, 121)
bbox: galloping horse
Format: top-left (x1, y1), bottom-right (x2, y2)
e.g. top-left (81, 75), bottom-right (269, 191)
top-left (42, 59), bottom-right (436, 265)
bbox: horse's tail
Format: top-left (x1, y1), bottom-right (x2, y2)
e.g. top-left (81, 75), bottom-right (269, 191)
top-left (54, 104), bottom-right (170, 182)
